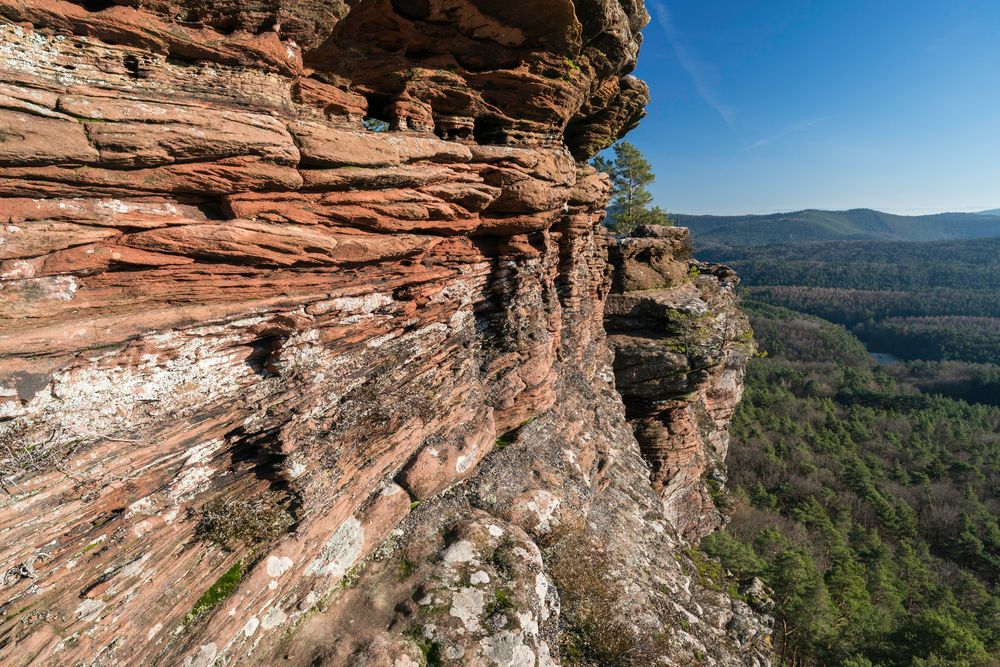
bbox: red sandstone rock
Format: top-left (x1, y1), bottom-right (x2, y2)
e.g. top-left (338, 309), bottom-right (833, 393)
top-left (606, 226), bottom-right (753, 539)
top-left (293, 77), bottom-right (368, 118)
top-left (60, 95), bottom-right (300, 168)
top-left (0, 109), bottom-right (99, 165)
top-left (0, 2), bottom-right (770, 665)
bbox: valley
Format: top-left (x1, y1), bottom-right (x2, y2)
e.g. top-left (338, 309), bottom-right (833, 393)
top-left (694, 227), bottom-right (1000, 666)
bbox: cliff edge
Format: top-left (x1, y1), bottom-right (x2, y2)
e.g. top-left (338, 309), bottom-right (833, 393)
top-left (0, 1), bottom-right (770, 664)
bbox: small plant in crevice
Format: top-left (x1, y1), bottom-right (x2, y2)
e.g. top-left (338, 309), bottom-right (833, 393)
top-left (705, 477), bottom-right (733, 514)
top-left (562, 56), bottom-right (583, 80)
top-left (397, 556), bottom-right (416, 581)
top-left (494, 417), bottom-right (537, 451)
top-left (484, 587), bottom-right (516, 619)
top-left (485, 536), bottom-right (515, 579)
top-left (183, 560), bottom-right (243, 628)
top-left (404, 626), bottom-right (443, 667)
top-left (195, 489), bottom-right (296, 551)
top-left (338, 562), bottom-right (364, 590)
top-left (0, 421), bottom-right (85, 484)
top-left (494, 430), bottom-right (518, 450)
top-left (682, 545), bottom-right (742, 601)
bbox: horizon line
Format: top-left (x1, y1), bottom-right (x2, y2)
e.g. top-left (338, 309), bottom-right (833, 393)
top-left (668, 206), bottom-right (1000, 217)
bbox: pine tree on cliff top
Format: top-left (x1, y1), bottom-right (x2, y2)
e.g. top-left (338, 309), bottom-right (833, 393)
top-left (593, 141), bottom-right (673, 232)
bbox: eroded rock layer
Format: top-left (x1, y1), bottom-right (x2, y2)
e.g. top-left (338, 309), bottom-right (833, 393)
top-left (606, 226), bottom-right (754, 539)
top-left (0, 1), bottom-right (769, 665)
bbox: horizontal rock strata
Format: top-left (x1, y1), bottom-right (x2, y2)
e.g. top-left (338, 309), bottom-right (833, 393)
top-left (606, 225), bottom-right (754, 539)
top-left (0, 1), bottom-right (769, 665)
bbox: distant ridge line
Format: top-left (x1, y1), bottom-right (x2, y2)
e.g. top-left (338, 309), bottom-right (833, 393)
top-left (674, 208), bottom-right (1000, 247)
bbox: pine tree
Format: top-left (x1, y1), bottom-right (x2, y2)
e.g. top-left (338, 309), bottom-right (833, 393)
top-left (592, 141), bottom-right (673, 232)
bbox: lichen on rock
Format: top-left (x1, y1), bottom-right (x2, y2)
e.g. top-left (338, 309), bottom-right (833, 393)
top-left (0, 1), bottom-right (769, 665)
top-left (606, 225), bottom-right (755, 539)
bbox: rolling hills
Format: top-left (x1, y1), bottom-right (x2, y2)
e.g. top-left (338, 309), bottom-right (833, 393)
top-left (675, 208), bottom-right (1000, 247)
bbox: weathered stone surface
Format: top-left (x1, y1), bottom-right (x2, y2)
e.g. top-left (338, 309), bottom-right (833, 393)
top-left (61, 95), bottom-right (300, 167)
top-left (606, 226), bottom-right (754, 539)
top-left (0, 109), bottom-right (99, 165)
top-left (291, 122), bottom-right (403, 168)
top-left (0, 2), bottom-right (768, 666)
top-left (267, 360), bottom-right (772, 667)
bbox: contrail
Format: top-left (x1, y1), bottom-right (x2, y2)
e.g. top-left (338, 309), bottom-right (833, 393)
top-left (746, 116), bottom-right (836, 151)
top-left (650, 1), bottom-right (736, 129)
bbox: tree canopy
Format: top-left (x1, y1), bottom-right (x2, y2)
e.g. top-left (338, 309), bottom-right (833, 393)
top-left (592, 141), bottom-right (672, 232)
top-left (702, 301), bottom-right (1000, 667)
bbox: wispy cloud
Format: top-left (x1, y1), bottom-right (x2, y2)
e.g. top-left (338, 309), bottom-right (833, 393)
top-left (650, 1), bottom-right (735, 129)
top-left (745, 115), bottom-right (835, 151)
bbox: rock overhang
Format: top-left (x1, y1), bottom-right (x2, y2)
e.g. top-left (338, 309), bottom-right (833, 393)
top-left (0, 1), bottom-right (772, 664)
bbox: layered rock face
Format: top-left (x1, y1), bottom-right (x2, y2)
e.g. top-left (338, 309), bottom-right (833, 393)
top-left (606, 226), bottom-right (753, 539)
top-left (0, 1), bottom-right (769, 665)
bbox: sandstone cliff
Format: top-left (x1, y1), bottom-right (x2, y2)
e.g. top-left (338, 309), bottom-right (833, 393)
top-left (607, 225), bottom-right (753, 540)
top-left (0, 1), bottom-right (770, 665)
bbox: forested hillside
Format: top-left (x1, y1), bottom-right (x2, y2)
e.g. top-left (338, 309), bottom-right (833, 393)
top-left (699, 237), bottom-right (1000, 291)
top-left (696, 231), bottom-right (1000, 664)
top-left (677, 209), bottom-right (1000, 246)
top-left (704, 302), bottom-right (1000, 667)
top-left (699, 237), bottom-right (1000, 368)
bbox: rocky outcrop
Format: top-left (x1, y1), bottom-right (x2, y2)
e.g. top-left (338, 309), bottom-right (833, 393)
top-left (0, 2), bottom-right (769, 665)
top-left (606, 226), bottom-right (753, 539)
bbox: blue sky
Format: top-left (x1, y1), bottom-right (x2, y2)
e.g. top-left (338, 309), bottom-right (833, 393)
top-left (623, 1), bottom-right (1000, 215)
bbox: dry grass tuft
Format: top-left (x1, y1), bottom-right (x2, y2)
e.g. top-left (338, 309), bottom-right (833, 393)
top-left (196, 489), bottom-right (296, 550)
top-left (545, 529), bottom-right (671, 666)
top-left (0, 423), bottom-right (83, 485)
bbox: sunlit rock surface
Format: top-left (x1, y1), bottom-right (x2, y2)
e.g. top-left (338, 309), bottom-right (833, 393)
top-left (606, 225), bottom-right (754, 540)
top-left (0, 1), bottom-right (769, 664)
